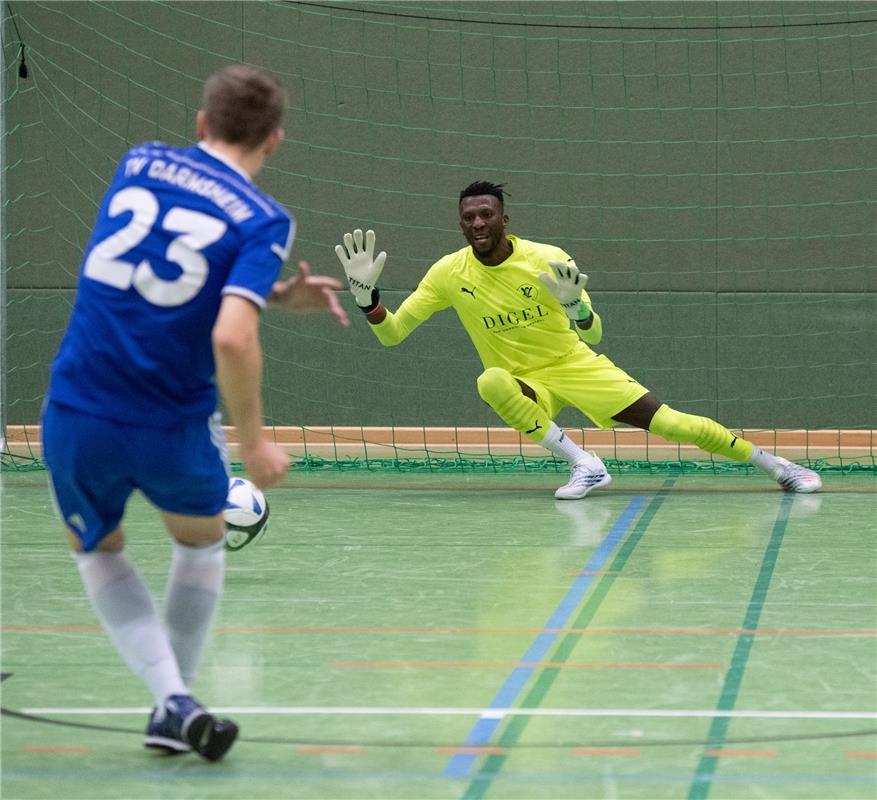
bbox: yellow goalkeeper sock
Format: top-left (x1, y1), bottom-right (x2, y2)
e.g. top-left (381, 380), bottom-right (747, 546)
top-left (476, 367), bottom-right (553, 443)
top-left (648, 404), bottom-right (753, 463)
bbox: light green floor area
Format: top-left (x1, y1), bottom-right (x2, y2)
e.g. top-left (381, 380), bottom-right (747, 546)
top-left (1, 471), bottom-right (875, 799)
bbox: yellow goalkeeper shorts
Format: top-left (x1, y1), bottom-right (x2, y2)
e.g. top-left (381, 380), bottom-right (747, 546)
top-left (514, 347), bottom-right (649, 429)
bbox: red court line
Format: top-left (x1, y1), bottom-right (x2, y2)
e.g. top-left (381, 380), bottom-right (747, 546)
top-left (297, 746), bottom-right (367, 755)
top-left (3, 625), bottom-right (103, 632)
top-left (3, 625), bottom-right (874, 636)
top-left (564, 628), bottom-right (877, 636)
top-left (21, 746), bottom-right (92, 753)
top-left (331, 661), bottom-right (723, 670)
top-left (707, 749), bottom-right (777, 757)
top-left (847, 751), bottom-right (877, 759)
top-left (572, 747), bottom-right (641, 756)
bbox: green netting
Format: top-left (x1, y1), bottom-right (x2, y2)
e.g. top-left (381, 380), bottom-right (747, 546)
top-left (5, 454), bottom-right (875, 476)
top-left (7, 430), bottom-right (874, 475)
top-left (284, 456), bottom-right (875, 475)
top-left (2, 1), bottom-right (876, 474)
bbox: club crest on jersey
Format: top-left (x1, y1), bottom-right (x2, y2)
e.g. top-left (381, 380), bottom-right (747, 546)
top-left (518, 283), bottom-right (537, 299)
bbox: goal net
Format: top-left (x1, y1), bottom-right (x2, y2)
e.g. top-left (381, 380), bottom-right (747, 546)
top-left (3, 1), bottom-right (875, 473)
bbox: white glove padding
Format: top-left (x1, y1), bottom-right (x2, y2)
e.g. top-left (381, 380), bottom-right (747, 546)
top-left (538, 260), bottom-right (589, 320)
top-left (334, 229), bottom-right (387, 307)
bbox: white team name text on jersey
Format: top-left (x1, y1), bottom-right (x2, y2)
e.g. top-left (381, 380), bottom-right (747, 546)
top-left (128, 157), bottom-right (255, 223)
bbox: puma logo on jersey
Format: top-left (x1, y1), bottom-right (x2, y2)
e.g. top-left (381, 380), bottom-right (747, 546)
top-left (460, 286), bottom-right (476, 297)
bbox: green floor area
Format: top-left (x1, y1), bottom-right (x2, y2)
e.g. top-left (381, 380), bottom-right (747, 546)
top-left (1, 471), bottom-right (875, 799)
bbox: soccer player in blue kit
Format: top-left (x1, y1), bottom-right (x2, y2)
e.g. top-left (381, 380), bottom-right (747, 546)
top-left (41, 65), bottom-right (347, 761)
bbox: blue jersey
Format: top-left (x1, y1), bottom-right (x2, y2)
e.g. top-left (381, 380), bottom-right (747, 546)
top-left (48, 142), bottom-right (294, 427)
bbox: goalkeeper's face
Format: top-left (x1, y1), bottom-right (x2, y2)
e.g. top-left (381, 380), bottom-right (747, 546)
top-left (459, 195), bottom-right (510, 265)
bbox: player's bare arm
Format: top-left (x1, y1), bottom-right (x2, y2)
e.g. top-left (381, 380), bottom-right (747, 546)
top-left (213, 294), bottom-right (290, 488)
top-left (269, 259), bottom-right (350, 327)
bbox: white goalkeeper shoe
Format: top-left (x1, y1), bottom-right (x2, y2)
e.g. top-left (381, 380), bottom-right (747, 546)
top-left (774, 459), bottom-right (822, 493)
top-left (555, 454), bottom-right (612, 500)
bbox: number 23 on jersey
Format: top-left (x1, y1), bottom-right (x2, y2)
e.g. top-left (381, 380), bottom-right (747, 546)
top-left (84, 187), bottom-right (227, 307)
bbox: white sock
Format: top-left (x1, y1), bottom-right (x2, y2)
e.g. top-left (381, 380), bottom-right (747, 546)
top-left (164, 539), bottom-right (225, 688)
top-left (540, 422), bottom-right (593, 466)
top-left (748, 447), bottom-right (787, 478)
top-left (75, 550), bottom-right (186, 706)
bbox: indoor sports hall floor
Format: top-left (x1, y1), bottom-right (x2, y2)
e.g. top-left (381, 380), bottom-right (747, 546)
top-left (1, 469), bottom-right (875, 800)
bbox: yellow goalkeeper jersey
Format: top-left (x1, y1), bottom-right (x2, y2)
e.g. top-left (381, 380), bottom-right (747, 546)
top-left (369, 234), bottom-right (602, 373)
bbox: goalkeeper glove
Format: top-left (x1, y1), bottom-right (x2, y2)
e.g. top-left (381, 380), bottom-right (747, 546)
top-left (334, 229), bottom-right (387, 309)
top-left (538, 259), bottom-right (590, 321)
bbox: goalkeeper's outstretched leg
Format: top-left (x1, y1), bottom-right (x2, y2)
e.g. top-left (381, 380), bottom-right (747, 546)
top-left (476, 367), bottom-right (611, 499)
top-left (613, 394), bottom-right (822, 493)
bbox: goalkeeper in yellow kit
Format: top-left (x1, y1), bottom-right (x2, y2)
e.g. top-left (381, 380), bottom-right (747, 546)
top-left (335, 181), bottom-right (821, 498)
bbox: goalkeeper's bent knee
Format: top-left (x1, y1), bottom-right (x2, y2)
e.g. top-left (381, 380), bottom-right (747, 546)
top-left (648, 404), bottom-right (753, 463)
top-left (476, 367), bottom-right (552, 443)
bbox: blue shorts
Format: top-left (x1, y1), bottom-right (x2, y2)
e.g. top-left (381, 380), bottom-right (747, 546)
top-left (42, 401), bottom-right (229, 552)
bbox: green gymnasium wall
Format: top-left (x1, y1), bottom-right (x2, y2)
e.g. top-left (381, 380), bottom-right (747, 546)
top-left (3, 1), bottom-right (876, 430)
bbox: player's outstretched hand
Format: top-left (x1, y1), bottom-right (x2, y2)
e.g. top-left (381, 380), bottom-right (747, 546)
top-left (240, 440), bottom-right (290, 490)
top-left (269, 261), bottom-right (350, 327)
top-left (538, 260), bottom-right (589, 320)
top-left (334, 229), bottom-right (386, 307)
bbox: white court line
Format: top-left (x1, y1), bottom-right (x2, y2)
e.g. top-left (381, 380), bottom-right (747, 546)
top-left (20, 706), bottom-right (877, 720)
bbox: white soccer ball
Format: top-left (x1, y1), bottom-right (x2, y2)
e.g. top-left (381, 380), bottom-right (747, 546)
top-left (223, 477), bottom-right (270, 551)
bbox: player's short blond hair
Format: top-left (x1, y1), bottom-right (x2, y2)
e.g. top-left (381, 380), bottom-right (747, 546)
top-left (201, 64), bottom-right (284, 149)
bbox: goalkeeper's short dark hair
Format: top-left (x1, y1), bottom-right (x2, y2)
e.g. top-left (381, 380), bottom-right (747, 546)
top-left (459, 181), bottom-right (506, 206)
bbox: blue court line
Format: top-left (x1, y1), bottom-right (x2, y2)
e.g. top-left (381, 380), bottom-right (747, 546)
top-left (686, 493), bottom-right (795, 800)
top-left (443, 495), bottom-right (645, 780)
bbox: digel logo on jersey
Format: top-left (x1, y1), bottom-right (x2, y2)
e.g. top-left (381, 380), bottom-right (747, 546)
top-left (481, 305), bottom-right (548, 329)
